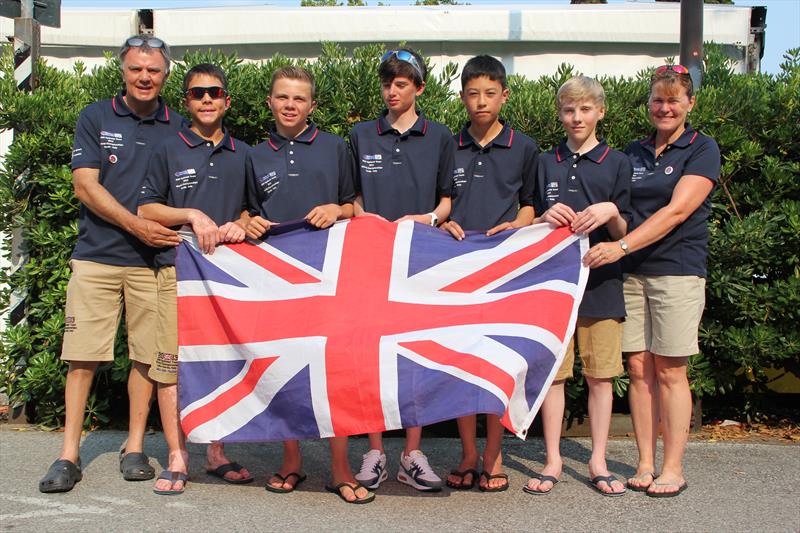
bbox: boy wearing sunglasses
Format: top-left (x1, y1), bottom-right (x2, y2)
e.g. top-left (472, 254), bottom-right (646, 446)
top-left (349, 47), bottom-right (454, 493)
top-left (138, 63), bottom-right (252, 495)
top-left (524, 76), bottom-right (631, 497)
top-left (440, 55), bottom-right (539, 493)
top-left (39, 34), bottom-right (183, 494)
top-left (244, 66), bottom-right (370, 504)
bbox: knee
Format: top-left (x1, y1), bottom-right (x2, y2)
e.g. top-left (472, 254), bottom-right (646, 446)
top-left (655, 359), bottom-right (689, 387)
top-left (626, 354), bottom-right (650, 383)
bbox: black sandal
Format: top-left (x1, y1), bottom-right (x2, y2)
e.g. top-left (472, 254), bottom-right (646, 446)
top-left (479, 471), bottom-right (509, 492)
top-left (206, 462), bottom-right (255, 485)
top-left (446, 468), bottom-right (479, 490)
top-left (264, 472), bottom-right (306, 493)
top-left (325, 482), bottom-right (375, 504)
top-left (522, 473), bottom-right (560, 495)
top-left (39, 458), bottom-right (82, 493)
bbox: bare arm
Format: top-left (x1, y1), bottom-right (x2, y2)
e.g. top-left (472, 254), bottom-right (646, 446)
top-left (73, 168), bottom-right (180, 248)
top-left (395, 196), bottom-right (452, 226)
top-left (486, 205), bottom-right (535, 236)
top-left (583, 174), bottom-right (714, 268)
top-left (138, 202), bottom-right (219, 254)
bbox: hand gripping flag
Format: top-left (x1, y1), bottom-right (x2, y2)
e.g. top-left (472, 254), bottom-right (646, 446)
top-left (177, 217), bottom-right (588, 443)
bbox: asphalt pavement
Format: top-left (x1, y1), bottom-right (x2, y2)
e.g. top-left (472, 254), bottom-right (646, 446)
top-left (0, 427), bottom-right (797, 532)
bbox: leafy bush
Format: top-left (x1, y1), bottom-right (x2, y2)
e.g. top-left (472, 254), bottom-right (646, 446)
top-left (1, 43), bottom-right (798, 427)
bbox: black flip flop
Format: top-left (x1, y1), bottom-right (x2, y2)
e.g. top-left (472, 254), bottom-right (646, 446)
top-left (590, 475), bottom-right (627, 497)
top-left (522, 473), bottom-right (559, 495)
top-left (119, 449), bottom-right (155, 481)
top-left (153, 470), bottom-right (188, 495)
top-left (446, 468), bottom-right (479, 490)
top-left (479, 471), bottom-right (509, 492)
top-left (264, 472), bottom-right (307, 493)
top-left (39, 458), bottom-right (82, 493)
top-left (627, 471), bottom-right (656, 492)
top-left (325, 482), bottom-right (375, 504)
top-left (647, 480), bottom-right (688, 498)
top-left (206, 462), bottom-right (254, 485)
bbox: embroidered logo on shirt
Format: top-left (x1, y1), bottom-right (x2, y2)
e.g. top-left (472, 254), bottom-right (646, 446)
top-left (173, 168), bottom-right (198, 190)
top-left (632, 166), bottom-right (647, 182)
top-left (71, 148), bottom-right (83, 161)
top-left (361, 154), bottom-right (384, 173)
top-left (258, 171), bottom-right (280, 195)
top-left (453, 167), bottom-right (467, 188)
top-left (664, 166), bottom-right (674, 175)
top-left (99, 130), bottom-right (124, 150)
top-left (545, 180), bottom-right (559, 203)
top-left (108, 154), bottom-right (118, 164)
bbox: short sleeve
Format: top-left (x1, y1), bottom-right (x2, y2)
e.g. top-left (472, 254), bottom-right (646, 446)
top-left (532, 156), bottom-right (548, 216)
top-left (138, 144), bottom-right (170, 207)
top-left (684, 136), bottom-right (721, 184)
top-left (348, 131), bottom-right (362, 195)
top-left (244, 149), bottom-right (263, 216)
top-left (338, 138), bottom-right (356, 204)
top-left (613, 156), bottom-right (633, 227)
top-left (71, 106), bottom-right (101, 170)
top-left (436, 131), bottom-right (455, 198)
top-left (518, 140), bottom-right (539, 208)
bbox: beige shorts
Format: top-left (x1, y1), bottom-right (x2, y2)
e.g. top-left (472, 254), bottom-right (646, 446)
top-left (150, 266), bottom-right (178, 384)
top-left (61, 259), bottom-right (157, 365)
top-left (555, 317), bottom-right (624, 381)
top-left (622, 274), bottom-right (706, 357)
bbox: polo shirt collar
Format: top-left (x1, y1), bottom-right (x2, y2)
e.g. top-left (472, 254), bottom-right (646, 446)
top-left (112, 91), bottom-right (171, 122)
top-left (555, 139), bottom-right (611, 164)
top-left (177, 125), bottom-right (237, 151)
top-left (267, 122), bottom-right (319, 151)
top-left (457, 121), bottom-right (514, 149)
top-left (640, 123), bottom-right (698, 148)
top-left (376, 109), bottom-right (428, 136)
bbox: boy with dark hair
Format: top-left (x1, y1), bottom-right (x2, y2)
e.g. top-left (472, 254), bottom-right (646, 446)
top-left (245, 66), bottom-right (370, 504)
top-left (524, 76), bottom-right (631, 497)
top-left (441, 55), bottom-right (538, 492)
top-left (139, 63), bottom-right (252, 494)
top-left (349, 47), bottom-right (454, 493)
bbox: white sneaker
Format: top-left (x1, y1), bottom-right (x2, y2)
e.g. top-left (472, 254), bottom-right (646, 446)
top-left (397, 450), bottom-right (442, 491)
top-left (355, 449), bottom-right (388, 489)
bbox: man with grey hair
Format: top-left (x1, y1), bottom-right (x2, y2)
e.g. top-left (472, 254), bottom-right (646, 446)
top-left (39, 35), bottom-right (184, 493)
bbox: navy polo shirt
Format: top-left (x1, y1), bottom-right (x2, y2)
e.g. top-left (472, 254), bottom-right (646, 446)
top-left (623, 125), bottom-right (720, 277)
top-left (139, 126), bottom-right (248, 267)
top-left (450, 122), bottom-right (538, 231)
top-left (70, 92), bottom-right (184, 267)
top-left (534, 140), bottom-right (632, 319)
top-left (246, 123), bottom-right (355, 223)
top-left (349, 110), bottom-right (454, 220)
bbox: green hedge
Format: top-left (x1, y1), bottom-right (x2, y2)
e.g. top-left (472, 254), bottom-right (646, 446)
top-left (1, 43), bottom-right (798, 427)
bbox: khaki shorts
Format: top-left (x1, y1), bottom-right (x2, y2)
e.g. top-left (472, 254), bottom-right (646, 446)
top-left (61, 259), bottom-right (157, 365)
top-left (555, 317), bottom-right (624, 380)
top-left (150, 266), bottom-right (178, 384)
top-left (622, 274), bottom-right (706, 357)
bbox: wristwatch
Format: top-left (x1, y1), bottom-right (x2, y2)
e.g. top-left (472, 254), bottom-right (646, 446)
top-left (618, 239), bottom-right (630, 254)
top-left (428, 212), bottom-right (439, 226)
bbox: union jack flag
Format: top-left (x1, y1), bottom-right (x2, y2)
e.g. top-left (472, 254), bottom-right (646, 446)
top-left (177, 217), bottom-right (588, 443)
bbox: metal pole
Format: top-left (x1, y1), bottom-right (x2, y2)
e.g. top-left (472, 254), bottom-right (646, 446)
top-left (680, 0), bottom-right (703, 91)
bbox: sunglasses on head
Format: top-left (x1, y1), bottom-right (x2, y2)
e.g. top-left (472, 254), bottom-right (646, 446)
top-left (124, 36), bottom-right (166, 49)
top-left (381, 50), bottom-right (424, 81)
top-left (184, 86), bottom-right (227, 100)
top-left (655, 64), bottom-right (690, 76)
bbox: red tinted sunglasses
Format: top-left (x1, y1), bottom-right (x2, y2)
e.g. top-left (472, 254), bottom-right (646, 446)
top-left (655, 64), bottom-right (690, 75)
top-left (184, 86), bottom-right (227, 100)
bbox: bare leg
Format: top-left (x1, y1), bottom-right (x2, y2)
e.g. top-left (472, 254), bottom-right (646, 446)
top-left (446, 415), bottom-right (479, 488)
top-left (649, 355), bottom-right (691, 494)
top-left (404, 426), bottom-right (422, 455)
top-left (154, 383), bottom-right (188, 492)
top-left (267, 440), bottom-right (303, 490)
top-left (480, 415), bottom-right (506, 490)
top-left (59, 361), bottom-right (100, 462)
top-left (525, 380), bottom-right (564, 492)
top-left (586, 376), bottom-right (625, 494)
top-left (330, 437), bottom-right (370, 502)
top-left (627, 351), bottom-right (658, 489)
top-left (366, 432), bottom-right (384, 454)
top-left (125, 361), bottom-right (155, 454)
